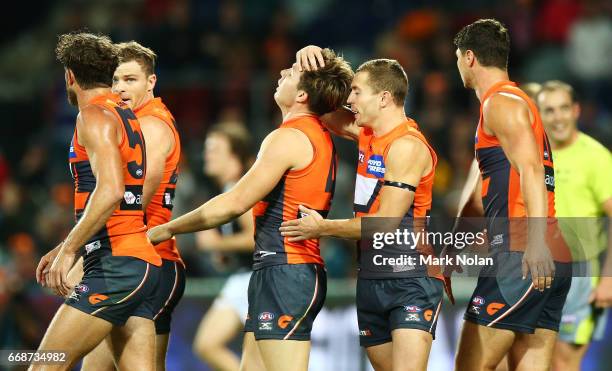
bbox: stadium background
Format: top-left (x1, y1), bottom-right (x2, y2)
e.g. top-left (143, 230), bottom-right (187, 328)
top-left (0, 0), bottom-right (611, 370)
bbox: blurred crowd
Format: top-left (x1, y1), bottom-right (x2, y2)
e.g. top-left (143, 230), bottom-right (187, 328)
top-left (1, 0), bottom-right (611, 351)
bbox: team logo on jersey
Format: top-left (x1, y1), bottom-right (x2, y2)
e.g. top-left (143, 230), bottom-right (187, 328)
top-left (423, 309), bottom-right (434, 322)
top-left (258, 312), bottom-right (275, 321)
top-left (366, 155), bottom-right (385, 178)
top-left (404, 305), bottom-right (422, 313)
top-left (278, 315), bottom-right (293, 329)
top-left (472, 296), bottom-right (485, 306)
top-left (487, 302), bottom-right (505, 316)
top-left (89, 294), bottom-right (109, 305)
top-left (76, 284), bottom-right (89, 293)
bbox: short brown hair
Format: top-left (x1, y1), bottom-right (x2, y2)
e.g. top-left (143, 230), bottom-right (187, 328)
top-left (116, 41), bottom-right (157, 76)
top-left (538, 80), bottom-right (577, 104)
top-left (298, 49), bottom-right (354, 116)
top-left (208, 123), bottom-right (253, 170)
top-left (356, 59), bottom-right (408, 106)
top-left (454, 19), bottom-right (510, 70)
top-left (56, 32), bottom-right (118, 89)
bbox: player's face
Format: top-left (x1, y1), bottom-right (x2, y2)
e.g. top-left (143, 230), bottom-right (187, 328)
top-left (274, 63), bottom-right (302, 109)
top-left (346, 72), bottom-right (380, 127)
top-left (204, 133), bottom-right (233, 178)
top-left (455, 48), bottom-right (472, 89)
top-left (538, 89), bottom-right (579, 144)
top-left (112, 61), bottom-right (154, 110)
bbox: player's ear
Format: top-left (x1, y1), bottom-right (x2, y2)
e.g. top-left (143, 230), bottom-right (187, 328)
top-left (147, 74), bottom-right (157, 93)
top-left (465, 50), bottom-right (476, 68)
top-left (296, 90), bottom-right (308, 104)
top-left (572, 101), bottom-right (580, 121)
top-left (380, 91), bottom-right (392, 108)
top-left (65, 68), bottom-right (76, 86)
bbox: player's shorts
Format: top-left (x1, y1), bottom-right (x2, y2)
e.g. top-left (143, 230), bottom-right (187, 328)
top-left (66, 255), bottom-right (160, 326)
top-left (211, 270), bottom-right (251, 324)
top-left (357, 276), bottom-right (444, 347)
top-left (464, 251), bottom-right (572, 333)
top-left (151, 259), bottom-right (186, 334)
top-left (559, 257), bottom-right (608, 344)
top-left (245, 263), bottom-right (326, 341)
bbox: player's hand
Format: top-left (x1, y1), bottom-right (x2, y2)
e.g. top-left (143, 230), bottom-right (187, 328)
top-left (279, 205), bottom-right (324, 242)
top-left (46, 249), bottom-right (76, 297)
top-left (589, 276), bottom-right (612, 308)
top-left (196, 229), bottom-right (222, 251)
top-left (36, 243), bottom-right (62, 287)
top-left (148, 225), bottom-right (173, 245)
top-left (441, 244), bottom-right (464, 277)
top-left (296, 45), bottom-right (325, 72)
top-left (522, 241), bottom-right (555, 292)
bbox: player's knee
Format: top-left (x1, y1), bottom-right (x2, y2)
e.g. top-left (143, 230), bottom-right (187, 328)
top-left (193, 335), bottom-right (221, 360)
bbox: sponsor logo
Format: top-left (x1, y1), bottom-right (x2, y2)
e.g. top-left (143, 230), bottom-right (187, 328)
top-left (424, 309), bottom-right (433, 322)
top-left (76, 284), bottom-right (89, 293)
top-left (404, 305), bottom-right (422, 313)
top-left (259, 322), bottom-right (273, 331)
top-left (358, 151), bottom-right (365, 163)
top-left (85, 240), bottom-right (101, 255)
top-left (278, 315), bottom-right (293, 329)
top-left (256, 251), bottom-right (277, 258)
top-left (136, 169), bottom-right (143, 177)
top-left (164, 192), bottom-right (172, 206)
top-left (89, 294), bottom-right (109, 305)
top-left (490, 234), bottom-right (504, 246)
top-left (487, 302), bottom-right (505, 316)
top-left (69, 139), bottom-right (76, 159)
top-left (366, 155), bottom-right (385, 178)
top-left (258, 312), bottom-right (275, 321)
top-left (545, 174), bottom-right (555, 187)
top-left (124, 191), bottom-right (137, 205)
top-left (543, 150), bottom-right (549, 160)
top-left (68, 291), bottom-right (80, 301)
top-left (359, 329), bottom-right (372, 336)
top-left (405, 313), bottom-right (420, 322)
top-left (472, 296), bottom-right (485, 306)
top-left (469, 305), bottom-right (481, 315)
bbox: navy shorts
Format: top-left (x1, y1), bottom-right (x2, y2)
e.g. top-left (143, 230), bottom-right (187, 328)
top-left (464, 252), bottom-right (572, 333)
top-left (245, 264), bottom-right (326, 341)
top-left (66, 255), bottom-right (160, 326)
top-left (357, 276), bottom-right (444, 347)
top-left (150, 259), bottom-right (186, 334)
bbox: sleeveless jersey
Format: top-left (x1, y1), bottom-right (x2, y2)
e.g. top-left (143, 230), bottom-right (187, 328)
top-left (475, 80), bottom-right (570, 261)
top-left (354, 119), bottom-right (440, 279)
top-left (69, 93), bottom-right (161, 266)
top-left (133, 97), bottom-right (183, 266)
top-left (252, 115), bottom-right (337, 270)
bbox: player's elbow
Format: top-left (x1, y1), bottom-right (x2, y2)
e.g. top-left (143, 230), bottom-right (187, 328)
top-left (100, 184), bottom-right (125, 205)
top-left (226, 194), bottom-right (251, 218)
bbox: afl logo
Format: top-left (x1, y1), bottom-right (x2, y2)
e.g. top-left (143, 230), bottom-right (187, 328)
top-left (472, 296), bottom-right (485, 306)
top-left (258, 312), bottom-right (275, 321)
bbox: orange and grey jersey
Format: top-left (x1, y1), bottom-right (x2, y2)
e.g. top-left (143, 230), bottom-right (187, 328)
top-left (133, 98), bottom-right (183, 267)
top-left (354, 120), bottom-right (440, 279)
top-left (475, 81), bottom-right (570, 261)
top-left (252, 115), bottom-right (337, 270)
top-left (69, 93), bottom-right (161, 266)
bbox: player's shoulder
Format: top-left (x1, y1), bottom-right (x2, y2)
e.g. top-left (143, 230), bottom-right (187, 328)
top-left (78, 103), bottom-right (119, 130)
top-left (388, 134), bottom-right (429, 162)
top-left (483, 91), bottom-right (529, 115)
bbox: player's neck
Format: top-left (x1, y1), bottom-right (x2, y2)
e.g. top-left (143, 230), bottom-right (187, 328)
top-left (474, 69), bottom-right (510, 102)
top-left (76, 87), bottom-right (112, 110)
top-left (550, 130), bottom-right (579, 150)
top-left (282, 106), bottom-right (316, 123)
top-left (371, 108), bottom-right (407, 137)
top-left (135, 92), bottom-right (155, 111)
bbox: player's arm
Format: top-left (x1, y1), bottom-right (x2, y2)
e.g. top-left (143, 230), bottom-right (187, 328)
top-left (281, 136), bottom-right (431, 240)
top-left (45, 106), bottom-right (125, 296)
top-left (149, 128), bottom-right (311, 243)
top-left (140, 115), bottom-right (174, 209)
top-left (484, 94), bottom-right (555, 290)
top-left (197, 209), bottom-right (255, 252)
top-left (320, 106), bottom-right (359, 141)
top-left (456, 158), bottom-right (483, 218)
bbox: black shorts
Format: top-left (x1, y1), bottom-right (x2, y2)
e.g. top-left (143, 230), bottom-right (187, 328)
top-left (357, 276), bottom-right (444, 347)
top-left (245, 264), bottom-right (326, 341)
top-left (464, 252), bottom-right (572, 333)
top-left (66, 255), bottom-right (160, 326)
top-left (151, 259), bottom-right (186, 334)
